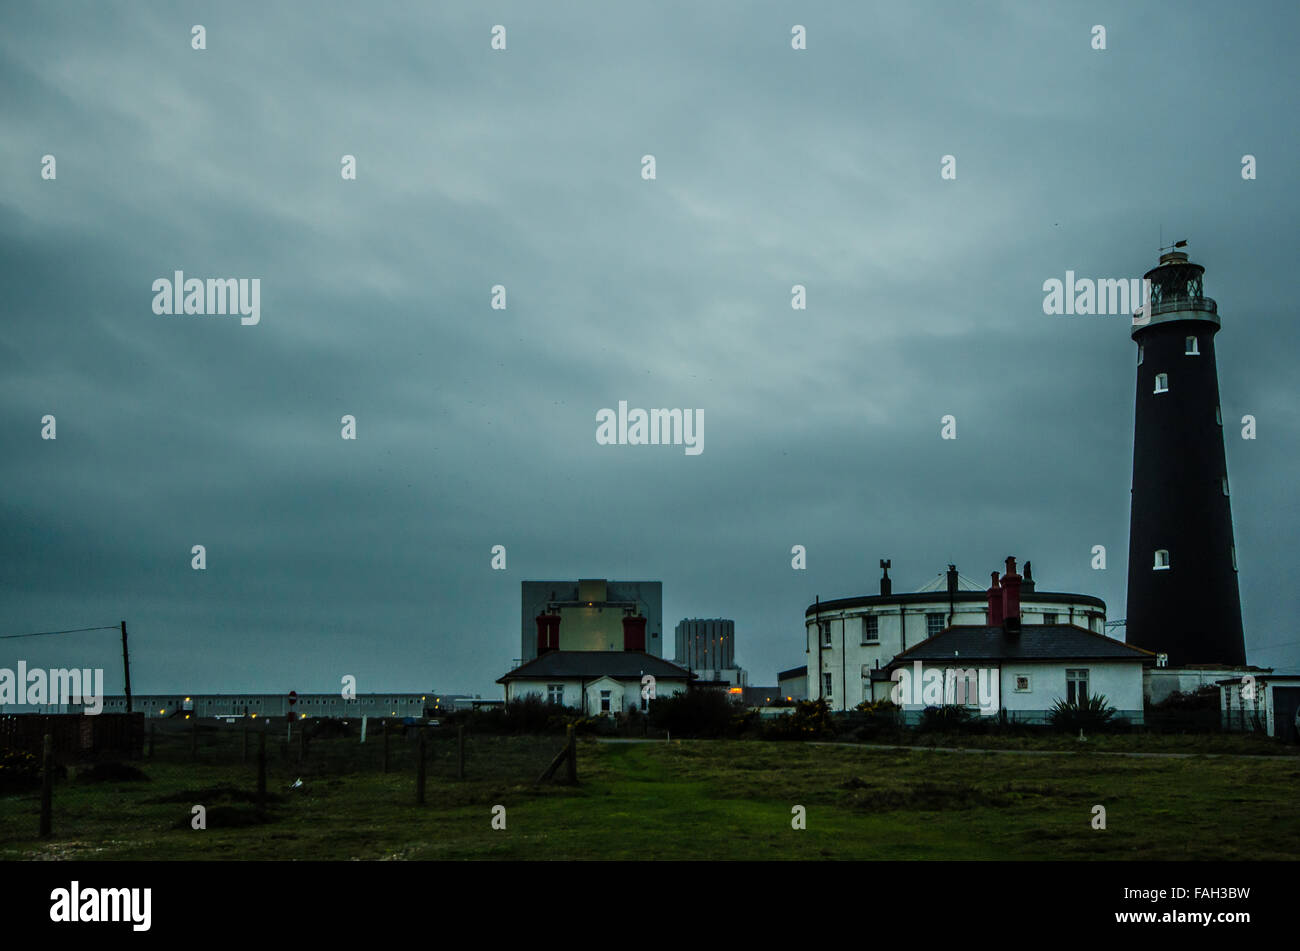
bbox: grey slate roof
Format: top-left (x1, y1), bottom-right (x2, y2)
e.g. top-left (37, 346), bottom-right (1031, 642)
top-left (497, 651), bottom-right (694, 683)
top-left (884, 624), bottom-right (1155, 667)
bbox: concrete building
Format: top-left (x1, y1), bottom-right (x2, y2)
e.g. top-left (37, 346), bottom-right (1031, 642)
top-left (777, 666), bottom-right (807, 702)
top-left (1218, 673), bottom-right (1300, 742)
top-left (805, 560), bottom-right (1108, 711)
top-left (674, 618), bottom-right (746, 686)
top-left (520, 579), bottom-right (662, 662)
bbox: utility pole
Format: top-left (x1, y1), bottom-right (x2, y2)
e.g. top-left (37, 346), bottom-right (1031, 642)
top-left (121, 620), bottom-right (133, 714)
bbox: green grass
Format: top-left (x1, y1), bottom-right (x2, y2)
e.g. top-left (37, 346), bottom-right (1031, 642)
top-left (2, 735), bottom-right (1297, 860)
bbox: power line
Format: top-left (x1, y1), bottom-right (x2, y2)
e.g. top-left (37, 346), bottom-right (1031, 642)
top-left (0, 625), bottom-right (119, 641)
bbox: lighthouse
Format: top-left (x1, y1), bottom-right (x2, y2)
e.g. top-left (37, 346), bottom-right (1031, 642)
top-left (1125, 246), bottom-right (1245, 666)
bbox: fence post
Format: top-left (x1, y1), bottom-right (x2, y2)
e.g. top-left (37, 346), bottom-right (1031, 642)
top-left (416, 730), bottom-right (427, 804)
top-left (256, 730), bottom-right (267, 810)
top-left (382, 720), bottom-right (390, 774)
top-left (566, 723), bottom-right (577, 784)
top-left (39, 734), bottom-right (54, 838)
top-left (457, 724), bottom-right (465, 780)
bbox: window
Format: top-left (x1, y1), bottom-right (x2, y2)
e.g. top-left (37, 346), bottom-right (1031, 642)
top-left (547, 684), bottom-right (564, 706)
top-left (1014, 675), bottom-right (1031, 693)
top-left (823, 673), bottom-right (833, 697)
top-left (1154, 373), bottom-right (1169, 394)
top-left (1137, 342), bottom-right (1144, 365)
top-left (1154, 549), bottom-right (1170, 570)
top-left (1185, 336), bottom-right (1200, 355)
top-left (599, 690), bottom-right (611, 714)
top-left (819, 620), bottom-right (831, 646)
top-left (1066, 669), bottom-right (1089, 705)
top-left (926, 613), bottom-right (945, 638)
top-left (1216, 405), bottom-right (1222, 426)
top-left (1043, 612), bottom-right (1057, 625)
top-left (1221, 476), bottom-right (1229, 496)
top-left (861, 615), bottom-right (879, 644)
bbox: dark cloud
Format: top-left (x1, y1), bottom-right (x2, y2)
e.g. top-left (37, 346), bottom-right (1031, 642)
top-left (1, 0), bottom-right (1296, 697)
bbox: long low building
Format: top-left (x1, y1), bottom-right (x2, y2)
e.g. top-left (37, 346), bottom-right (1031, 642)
top-left (74, 693), bottom-right (470, 719)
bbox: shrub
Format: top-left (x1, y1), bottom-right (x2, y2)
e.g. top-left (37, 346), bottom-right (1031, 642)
top-left (1049, 692), bottom-right (1117, 732)
top-left (649, 689), bottom-right (744, 738)
top-left (763, 699), bottom-right (836, 740)
top-left (0, 748), bottom-right (42, 793)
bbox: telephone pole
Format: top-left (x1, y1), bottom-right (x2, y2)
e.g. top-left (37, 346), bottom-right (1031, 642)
top-left (121, 620), bottom-right (133, 713)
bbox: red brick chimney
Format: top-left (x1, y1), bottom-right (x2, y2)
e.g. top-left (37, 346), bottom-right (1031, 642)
top-left (536, 613), bottom-right (560, 655)
top-left (622, 615), bottom-right (647, 652)
top-left (986, 572), bottom-right (1003, 626)
top-left (1001, 556), bottom-right (1022, 634)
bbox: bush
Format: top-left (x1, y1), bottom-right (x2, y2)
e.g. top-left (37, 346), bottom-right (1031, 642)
top-left (0, 748), bottom-right (42, 793)
top-left (917, 705), bottom-right (975, 733)
top-left (649, 689), bottom-right (744, 738)
top-left (1049, 692), bottom-right (1117, 732)
top-left (763, 699), bottom-right (836, 740)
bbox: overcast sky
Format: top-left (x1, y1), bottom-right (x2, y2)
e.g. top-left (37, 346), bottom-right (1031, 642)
top-left (2, 1), bottom-right (1297, 699)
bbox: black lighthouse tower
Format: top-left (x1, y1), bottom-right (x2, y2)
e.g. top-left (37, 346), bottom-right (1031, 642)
top-left (1125, 247), bottom-right (1245, 666)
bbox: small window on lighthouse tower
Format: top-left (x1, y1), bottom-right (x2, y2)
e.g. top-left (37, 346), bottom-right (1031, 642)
top-left (1153, 549), bottom-right (1170, 570)
top-left (1185, 336), bottom-right (1200, 355)
top-left (1138, 343), bottom-right (1144, 365)
top-left (1222, 476), bottom-right (1229, 496)
top-left (1154, 373), bottom-right (1169, 394)
top-left (1216, 405), bottom-right (1222, 425)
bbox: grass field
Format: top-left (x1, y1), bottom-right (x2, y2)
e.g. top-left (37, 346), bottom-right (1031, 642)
top-left (2, 733), bottom-right (1298, 860)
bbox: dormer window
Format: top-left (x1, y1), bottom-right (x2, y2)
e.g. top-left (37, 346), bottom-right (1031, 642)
top-left (1185, 336), bottom-right (1199, 355)
top-left (1154, 549), bottom-right (1170, 570)
top-left (1154, 373), bottom-right (1169, 394)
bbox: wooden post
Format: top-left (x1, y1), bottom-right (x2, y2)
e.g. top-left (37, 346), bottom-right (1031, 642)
top-left (39, 734), bottom-right (53, 838)
top-left (416, 731), bottom-right (427, 804)
top-left (565, 723), bottom-right (577, 784)
top-left (256, 731), bottom-right (267, 810)
top-left (382, 720), bottom-right (390, 774)
top-left (457, 724), bottom-right (465, 780)
top-left (120, 620), bottom-right (133, 714)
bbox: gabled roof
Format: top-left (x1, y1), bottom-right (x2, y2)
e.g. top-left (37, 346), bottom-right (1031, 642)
top-left (884, 624), bottom-right (1155, 668)
top-left (497, 651), bottom-right (694, 684)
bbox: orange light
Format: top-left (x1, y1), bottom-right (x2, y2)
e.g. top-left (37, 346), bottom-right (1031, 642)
top-left (728, 687), bottom-right (742, 694)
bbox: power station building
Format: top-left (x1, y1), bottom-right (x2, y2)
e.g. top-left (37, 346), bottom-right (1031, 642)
top-left (1125, 247), bottom-right (1246, 667)
top-left (519, 580), bottom-right (662, 662)
top-left (674, 618), bottom-right (747, 686)
top-left (502, 579), bottom-right (690, 714)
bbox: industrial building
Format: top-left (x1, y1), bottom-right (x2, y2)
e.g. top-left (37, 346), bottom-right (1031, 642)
top-left (674, 618), bottom-right (747, 686)
top-left (520, 579), bottom-right (662, 662)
